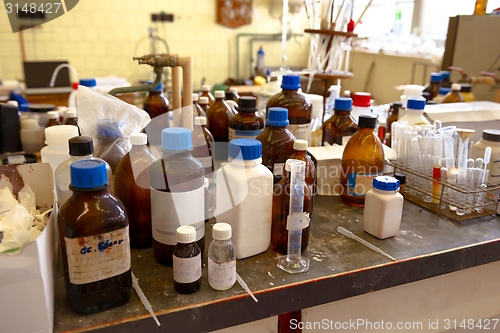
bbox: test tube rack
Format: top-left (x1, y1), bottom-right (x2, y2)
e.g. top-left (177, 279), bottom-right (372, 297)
top-left (386, 161), bottom-right (500, 221)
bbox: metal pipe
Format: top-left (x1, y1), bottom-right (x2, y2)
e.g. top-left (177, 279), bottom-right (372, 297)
top-left (108, 69), bottom-right (162, 96)
top-left (176, 56), bottom-right (193, 131)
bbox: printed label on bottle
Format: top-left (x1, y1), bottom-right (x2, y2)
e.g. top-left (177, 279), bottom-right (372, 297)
top-left (196, 156), bottom-right (213, 169)
top-left (208, 258), bottom-right (236, 290)
top-left (347, 172), bottom-right (382, 196)
top-left (286, 212), bottom-right (310, 230)
top-left (273, 162), bottom-right (285, 177)
top-left (173, 253), bottom-right (202, 284)
top-left (151, 186), bottom-right (205, 245)
top-left (65, 226), bottom-right (130, 285)
top-left (288, 123), bottom-right (311, 143)
top-left (342, 135), bottom-right (352, 146)
top-left (228, 127), bottom-right (262, 141)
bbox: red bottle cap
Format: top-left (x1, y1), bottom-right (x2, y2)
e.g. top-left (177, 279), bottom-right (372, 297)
top-left (347, 19), bottom-right (355, 32)
top-left (353, 92), bottom-right (371, 107)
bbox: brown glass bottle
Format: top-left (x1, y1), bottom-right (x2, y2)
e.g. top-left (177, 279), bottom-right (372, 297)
top-left (229, 87), bottom-right (240, 104)
top-left (114, 133), bottom-right (155, 248)
top-left (199, 96), bottom-right (210, 115)
top-left (256, 107), bottom-right (295, 184)
top-left (422, 73), bottom-right (442, 101)
top-left (442, 83), bottom-right (464, 103)
top-left (384, 102), bottom-right (402, 147)
top-left (192, 116), bottom-right (215, 177)
top-left (440, 70), bottom-right (452, 88)
top-left (58, 159), bottom-right (131, 314)
top-left (200, 84), bottom-right (215, 106)
top-left (46, 111), bottom-right (60, 128)
top-left (323, 97), bottom-right (358, 146)
top-left (285, 139), bottom-right (317, 201)
top-left (144, 82), bottom-right (169, 145)
top-left (229, 96), bottom-right (264, 140)
top-left (266, 74), bottom-right (312, 143)
top-left (173, 225), bottom-right (202, 294)
top-left (150, 128), bottom-right (205, 266)
top-left (340, 114), bottom-right (384, 207)
top-left (271, 160), bottom-right (313, 255)
top-left (205, 90), bottom-right (233, 142)
top-left (64, 108), bottom-right (81, 135)
top-left (192, 93), bottom-right (206, 118)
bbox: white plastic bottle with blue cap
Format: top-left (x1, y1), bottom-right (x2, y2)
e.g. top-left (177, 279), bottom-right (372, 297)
top-left (215, 138), bottom-right (273, 259)
top-left (398, 97), bottom-right (430, 126)
top-left (362, 176), bottom-right (404, 239)
top-left (149, 127), bottom-right (205, 266)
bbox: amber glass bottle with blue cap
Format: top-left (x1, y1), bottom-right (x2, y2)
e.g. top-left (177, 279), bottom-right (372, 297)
top-left (58, 159), bottom-right (132, 314)
top-left (323, 97), bottom-right (358, 146)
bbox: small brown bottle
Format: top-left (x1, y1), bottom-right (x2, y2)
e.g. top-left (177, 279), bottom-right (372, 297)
top-left (192, 116), bottom-right (215, 177)
top-left (143, 81), bottom-right (169, 145)
top-left (340, 114), bottom-right (384, 207)
top-left (192, 93), bottom-right (206, 118)
top-left (46, 111), bottom-right (61, 128)
top-left (256, 107), bottom-right (295, 184)
top-left (229, 96), bottom-right (264, 140)
top-left (199, 96), bottom-right (210, 115)
top-left (173, 225), bottom-right (202, 294)
top-left (200, 84), bottom-right (215, 106)
top-left (422, 73), bottom-right (442, 101)
top-left (206, 90), bottom-right (233, 142)
top-left (323, 97), bottom-right (358, 146)
top-left (271, 159), bottom-right (313, 255)
top-left (58, 159), bottom-right (131, 314)
top-left (385, 102), bottom-right (402, 147)
top-left (442, 83), bottom-right (464, 103)
top-left (285, 139), bottom-right (317, 201)
top-left (64, 108), bottom-right (81, 135)
top-left (440, 70), bottom-right (452, 88)
top-left (266, 74), bottom-right (312, 144)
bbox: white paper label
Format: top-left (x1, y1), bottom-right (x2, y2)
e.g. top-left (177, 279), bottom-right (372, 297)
top-left (288, 122), bottom-right (311, 143)
top-left (273, 162), bottom-right (285, 177)
top-left (286, 212), bottom-right (311, 230)
top-left (173, 253), bottom-right (202, 283)
top-left (151, 186), bottom-right (205, 245)
top-left (208, 258), bottom-right (236, 290)
top-left (65, 226), bottom-right (131, 285)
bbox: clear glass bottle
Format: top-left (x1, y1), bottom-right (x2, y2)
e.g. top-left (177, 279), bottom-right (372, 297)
top-left (271, 159), bottom-right (313, 255)
top-left (423, 72), bottom-right (442, 101)
top-left (173, 225), bottom-right (202, 294)
top-left (114, 133), bottom-right (155, 248)
top-left (442, 83), bottom-right (464, 103)
top-left (266, 74), bottom-right (312, 144)
top-left (55, 136), bottom-right (112, 206)
top-left (340, 114), bottom-right (385, 207)
top-left (200, 84), bottom-right (215, 106)
top-left (229, 96), bottom-right (264, 140)
top-left (256, 107), bottom-right (296, 184)
top-left (150, 127), bottom-right (205, 266)
top-left (57, 159), bottom-right (132, 314)
top-left (206, 90), bottom-right (233, 143)
top-left (208, 223), bottom-right (236, 291)
top-left (192, 116), bottom-right (215, 177)
top-left (323, 97), bottom-right (358, 146)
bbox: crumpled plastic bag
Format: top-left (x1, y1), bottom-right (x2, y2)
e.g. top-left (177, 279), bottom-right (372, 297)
top-left (77, 86), bottom-right (151, 171)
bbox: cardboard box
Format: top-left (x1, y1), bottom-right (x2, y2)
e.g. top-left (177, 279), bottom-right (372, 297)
top-left (0, 163), bottom-right (55, 333)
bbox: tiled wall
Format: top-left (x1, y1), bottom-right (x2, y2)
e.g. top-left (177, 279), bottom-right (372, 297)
top-left (0, 0), bottom-right (310, 90)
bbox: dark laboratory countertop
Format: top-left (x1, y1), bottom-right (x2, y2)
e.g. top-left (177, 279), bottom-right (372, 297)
top-left (53, 196), bottom-right (500, 333)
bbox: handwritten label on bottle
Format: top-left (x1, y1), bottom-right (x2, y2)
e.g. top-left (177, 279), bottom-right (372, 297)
top-left (208, 258), bottom-right (236, 290)
top-left (173, 253), bottom-right (202, 284)
top-left (65, 226), bottom-right (130, 285)
top-left (151, 186), bottom-right (205, 245)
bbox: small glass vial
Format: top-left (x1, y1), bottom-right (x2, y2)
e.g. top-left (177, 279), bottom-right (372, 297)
top-left (362, 176), bottom-right (404, 239)
top-left (64, 107), bottom-right (81, 135)
top-left (192, 93), bottom-right (206, 118)
top-left (45, 111), bottom-right (61, 128)
top-left (229, 96), bottom-right (264, 140)
top-left (208, 223), bottom-right (236, 291)
top-left (442, 83), bottom-right (464, 103)
top-left (200, 84), bottom-right (215, 106)
top-left (286, 139), bottom-right (316, 199)
top-left (173, 225), bottom-right (202, 294)
top-left (323, 97), bottom-right (358, 145)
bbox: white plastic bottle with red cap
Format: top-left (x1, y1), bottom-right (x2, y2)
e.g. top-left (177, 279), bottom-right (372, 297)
top-left (351, 92), bottom-right (372, 123)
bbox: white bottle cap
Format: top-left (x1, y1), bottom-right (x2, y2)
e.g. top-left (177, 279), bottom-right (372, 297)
top-left (192, 93), bottom-right (199, 101)
top-left (176, 225), bottom-right (196, 243)
top-left (47, 111), bottom-right (59, 119)
top-left (6, 100), bottom-right (18, 107)
top-left (8, 155), bottom-right (26, 164)
top-left (214, 90), bottom-right (225, 98)
top-left (66, 110), bottom-right (77, 118)
top-left (212, 223), bottom-right (232, 240)
top-left (130, 132), bottom-right (147, 145)
top-left (199, 96), bottom-right (209, 104)
top-left (202, 84), bottom-right (211, 92)
top-left (451, 83), bottom-right (461, 91)
top-left (66, 106), bottom-right (77, 113)
top-left (194, 116), bottom-right (207, 126)
top-left (293, 139), bottom-right (308, 151)
top-left (229, 87), bottom-right (238, 93)
top-left (45, 125), bottom-right (79, 147)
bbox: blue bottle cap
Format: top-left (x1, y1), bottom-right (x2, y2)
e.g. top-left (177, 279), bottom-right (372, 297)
top-left (407, 97), bottom-right (426, 110)
top-left (70, 159), bottom-right (108, 189)
top-left (281, 74), bottom-right (301, 90)
top-left (79, 78), bottom-right (97, 87)
top-left (266, 107), bottom-right (289, 127)
top-left (162, 127), bottom-right (192, 151)
top-left (438, 87), bottom-right (451, 95)
top-left (334, 97), bottom-right (352, 111)
top-left (440, 70), bottom-right (450, 79)
top-left (229, 138), bottom-right (262, 160)
top-left (430, 73), bottom-right (442, 83)
top-left (19, 103), bottom-right (30, 112)
top-left (147, 81), bottom-right (162, 92)
top-left (372, 176), bottom-right (400, 191)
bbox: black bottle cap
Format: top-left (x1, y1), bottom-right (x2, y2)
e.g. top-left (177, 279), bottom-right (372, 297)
top-left (482, 129), bottom-right (500, 142)
top-left (394, 172), bottom-right (406, 185)
top-left (237, 96), bottom-right (257, 113)
top-left (391, 102), bottom-right (402, 112)
top-left (225, 91), bottom-right (235, 101)
top-left (358, 114), bottom-right (377, 128)
top-left (28, 104), bottom-right (55, 112)
top-left (69, 136), bottom-right (94, 156)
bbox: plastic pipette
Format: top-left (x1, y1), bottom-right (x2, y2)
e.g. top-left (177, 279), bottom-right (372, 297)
top-left (337, 226), bottom-right (397, 261)
top-left (236, 272), bottom-right (258, 303)
top-left (131, 272), bottom-right (161, 326)
top-left (476, 147), bottom-right (491, 213)
top-left (277, 159), bottom-right (310, 274)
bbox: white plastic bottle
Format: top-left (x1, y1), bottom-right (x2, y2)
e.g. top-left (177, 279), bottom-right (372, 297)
top-left (208, 223), bottom-right (236, 290)
top-left (40, 125), bottom-right (80, 173)
top-left (398, 97), bottom-right (430, 126)
top-left (215, 138), bottom-right (273, 259)
top-left (68, 82), bottom-right (78, 109)
top-left (362, 176), bottom-right (404, 239)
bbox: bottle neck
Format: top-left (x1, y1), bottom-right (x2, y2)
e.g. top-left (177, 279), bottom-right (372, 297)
top-left (70, 185), bottom-right (109, 194)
